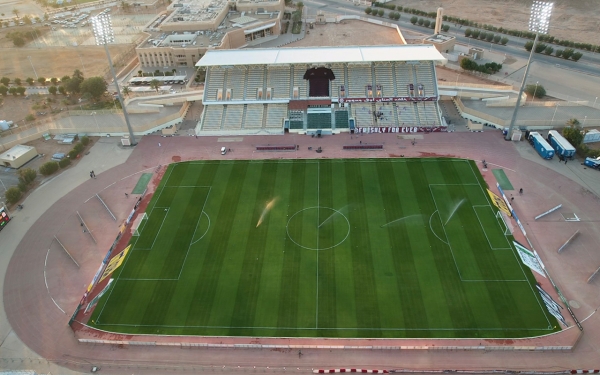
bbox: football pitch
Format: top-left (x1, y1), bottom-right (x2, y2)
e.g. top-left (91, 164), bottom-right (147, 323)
top-left (89, 158), bottom-right (558, 338)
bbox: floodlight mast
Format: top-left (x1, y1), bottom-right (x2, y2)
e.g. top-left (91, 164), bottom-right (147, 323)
top-left (505, 1), bottom-right (553, 141)
top-left (91, 14), bottom-right (137, 146)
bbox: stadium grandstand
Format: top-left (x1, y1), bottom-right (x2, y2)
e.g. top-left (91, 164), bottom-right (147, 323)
top-left (195, 45), bottom-right (447, 135)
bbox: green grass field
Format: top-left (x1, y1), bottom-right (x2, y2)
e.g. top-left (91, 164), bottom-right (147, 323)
top-left (89, 158), bottom-right (558, 338)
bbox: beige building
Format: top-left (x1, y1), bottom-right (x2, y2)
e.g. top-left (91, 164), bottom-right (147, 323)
top-left (423, 34), bottom-right (456, 54)
top-left (136, 0), bottom-right (285, 68)
top-left (0, 145), bottom-right (38, 169)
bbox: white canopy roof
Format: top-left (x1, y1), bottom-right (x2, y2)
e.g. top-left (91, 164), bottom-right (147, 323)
top-left (196, 45), bottom-right (445, 67)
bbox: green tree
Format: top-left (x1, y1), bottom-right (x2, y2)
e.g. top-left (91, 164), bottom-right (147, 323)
top-left (17, 168), bottom-right (36, 185)
top-left (500, 37), bottom-right (509, 45)
top-left (26, 77), bottom-right (35, 86)
top-left (525, 83), bottom-right (545, 99)
top-left (39, 161), bottom-right (59, 176)
top-left (555, 49), bottom-right (563, 57)
top-left (58, 85), bottom-right (66, 95)
top-left (16, 86), bottom-right (26, 95)
top-left (61, 75), bottom-right (70, 82)
top-left (562, 123), bottom-right (583, 146)
top-left (410, 16), bottom-right (417, 24)
top-left (65, 76), bottom-right (82, 94)
top-left (417, 18), bottom-right (424, 25)
top-left (14, 78), bottom-right (21, 85)
top-left (122, 86), bottom-right (131, 97)
top-left (472, 29), bottom-right (480, 38)
top-left (365, 7), bottom-right (372, 14)
top-left (37, 77), bottom-right (46, 85)
top-left (562, 48), bottom-right (574, 59)
top-left (137, 70), bottom-right (143, 77)
top-left (80, 77), bottom-right (107, 101)
top-left (485, 33), bottom-right (494, 42)
top-left (493, 35), bottom-right (501, 43)
top-left (13, 36), bottom-right (25, 47)
top-left (72, 69), bottom-right (84, 81)
top-left (0, 85), bottom-right (8, 96)
top-left (377, 9), bottom-right (384, 16)
top-left (442, 24), bottom-right (449, 32)
top-left (150, 79), bottom-right (161, 93)
top-left (571, 52), bottom-right (583, 62)
top-left (544, 46), bottom-right (554, 55)
top-left (524, 41), bottom-right (534, 51)
top-left (534, 43), bottom-right (547, 53)
top-left (0, 77), bottom-right (9, 86)
top-left (9, 87), bottom-right (17, 96)
top-left (5, 187), bottom-right (22, 204)
top-left (12, 8), bottom-right (19, 19)
top-left (50, 77), bottom-right (58, 85)
top-left (479, 31), bottom-right (487, 40)
top-left (48, 85), bottom-right (57, 95)
top-left (22, 16), bottom-right (31, 25)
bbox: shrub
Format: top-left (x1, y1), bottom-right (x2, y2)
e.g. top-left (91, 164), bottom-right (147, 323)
top-left (18, 182), bottom-right (28, 192)
top-left (365, 7), bottom-right (372, 14)
top-left (524, 41), bottom-right (533, 51)
top-left (571, 52), bottom-right (583, 61)
top-left (417, 18), bottom-right (424, 25)
top-left (562, 48), bottom-right (574, 59)
top-left (525, 84), bottom-right (546, 99)
top-left (493, 35), bottom-right (501, 43)
top-left (59, 158), bottom-right (71, 168)
top-left (555, 49), bottom-right (563, 57)
top-left (485, 33), bottom-right (494, 42)
top-left (442, 24), bottom-right (449, 32)
top-left (423, 19), bottom-right (430, 27)
top-left (73, 142), bottom-right (84, 153)
top-left (39, 161), bottom-right (59, 176)
top-left (410, 16), bottom-right (417, 24)
top-left (377, 9), bottom-right (384, 16)
top-left (68, 149), bottom-right (80, 159)
top-left (17, 168), bottom-right (37, 185)
top-left (5, 187), bottom-right (22, 204)
top-left (544, 46), bottom-right (554, 55)
top-left (479, 31), bottom-right (487, 40)
top-left (501, 37), bottom-right (509, 45)
top-left (472, 29), bottom-right (480, 38)
top-left (81, 136), bottom-right (90, 146)
top-left (25, 114), bottom-right (35, 122)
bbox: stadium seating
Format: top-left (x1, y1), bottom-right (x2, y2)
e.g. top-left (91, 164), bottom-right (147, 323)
top-left (334, 110), bottom-right (349, 129)
top-left (374, 65), bottom-right (395, 97)
top-left (265, 104), bottom-right (287, 128)
top-left (372, 104), bottom-right (395, 127)
top-left (352, 103), bottom-right (374, 127)
top-left (394, 64), bottom-right (414, 96)
top-left (267, 68), bottom-right (291, 99)
top-left (415, 63), bottom-right (435, 96)
top-left (223, 105), bottom-right (244, 129)
top-left (348, 65), bottom-right (372, 97)
top-left (246, 67), bottom-right (265, 100)
top-left (244, 104), bottom-right (264, 128)
top-left (330, 65), bottom-right (346, 98)
top-left (289, 110), bottom-right (304, 130)
top-left (201, 106), bottom-right (224, 130)
top-left (226, 68), bottom-right (247, 100)
top-left (206, 68), bottom-right (225, 101)
top-left (396, 103), bottom-right (418, 125)
top-left (307, 113), bottom-right (331, 129)
top-left (417, 102), bottom-right (441, 126)
top-left (292, 65), bottom-right (308, 99)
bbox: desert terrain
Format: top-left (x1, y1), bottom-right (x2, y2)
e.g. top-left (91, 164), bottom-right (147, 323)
top-left (394, 0), bottom-right (600, 46)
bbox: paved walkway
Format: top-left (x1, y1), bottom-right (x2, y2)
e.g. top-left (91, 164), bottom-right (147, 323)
top-left (2, 131), bottom-right (600, 374)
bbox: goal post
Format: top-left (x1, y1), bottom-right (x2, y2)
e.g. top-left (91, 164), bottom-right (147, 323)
top-left (132, 212), bottom-right (148, 236)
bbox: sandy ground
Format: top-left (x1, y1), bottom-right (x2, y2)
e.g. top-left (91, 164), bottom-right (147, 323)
top-left (0, 0), bottom-right (45, 22)
top-left (286, 20), bottom-right (404, 47)
top-left (394, 0), bottom-right (600, 45)
top-left (0, 45), bottom-right (134, 79)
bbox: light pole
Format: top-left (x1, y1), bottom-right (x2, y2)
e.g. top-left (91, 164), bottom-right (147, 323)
top-left (27, 56), bottom-right (38, 79)
top-left (583, 116), bottom-right (587, 127)
top-left (0, 178), bottom-right (6, 192)
top-left (551, 102), bottom-right (559, 124)
top-left (532, 81), bottom-right (539, 102)
top-left (505, 0), bottom-right (553, 140)
top-left (91, 13), bottom-right (136, 146)
top-left (90, 111), bottom-right (99, 132)
top-left (594, 97), bottom-right (598, 107)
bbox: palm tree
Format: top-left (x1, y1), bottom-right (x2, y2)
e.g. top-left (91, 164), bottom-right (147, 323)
top-left (122, 86), bottom-right (131, 97)
top-left (150, 79), bottom-right (160, 93)
top-left (12, 8), bottom-right (19, 19)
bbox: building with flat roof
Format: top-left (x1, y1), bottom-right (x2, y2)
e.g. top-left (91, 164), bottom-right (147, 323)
top-left (0, 145), bottom-right (38, 169)
top-left (423, 34), bottom-right (456, 54)
top-left (136, 0), bottom-right (284, 68)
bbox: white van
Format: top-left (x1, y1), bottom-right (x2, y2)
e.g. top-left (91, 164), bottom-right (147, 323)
top-left (220, 147), bottom-right (227, 155)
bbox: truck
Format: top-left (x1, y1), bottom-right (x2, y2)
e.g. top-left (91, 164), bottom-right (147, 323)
top-left (547, 130), bottom-right (576, 159)
top-left (584, 157), bottom-right (600, 170)
top-left (528, 131), bottom-right (555, 159)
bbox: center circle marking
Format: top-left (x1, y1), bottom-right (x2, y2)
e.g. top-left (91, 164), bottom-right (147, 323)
top-left (286, 206), bottom-right (350, 250)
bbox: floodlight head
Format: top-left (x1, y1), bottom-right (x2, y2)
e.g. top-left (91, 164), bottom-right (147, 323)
top-left (91, 13), bottom-right (115, 45)
top-left (529, 1), bottom-right (553, 34)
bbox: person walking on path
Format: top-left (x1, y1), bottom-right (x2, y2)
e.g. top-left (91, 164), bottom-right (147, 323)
top-left (125, 193), bottom-right (129, 198)
top-left (91, 170), bottom-right (96, 178)
top-left (519, 188), bottom-right (523, 195)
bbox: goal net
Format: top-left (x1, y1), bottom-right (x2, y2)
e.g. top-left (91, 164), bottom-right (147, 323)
top-left (496, 210), bottom-right (511, 236)
top-left (132, 212), bottom-right (148, 236)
